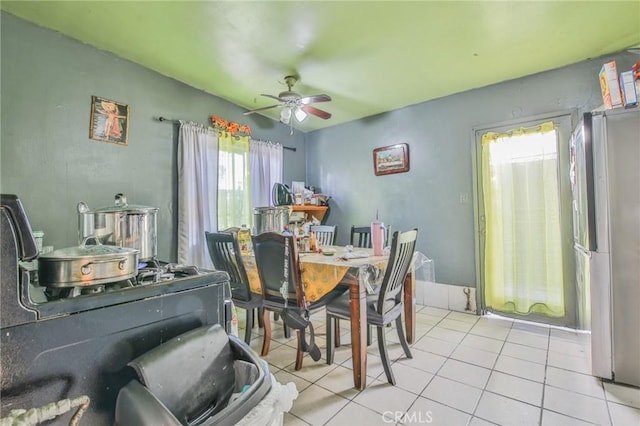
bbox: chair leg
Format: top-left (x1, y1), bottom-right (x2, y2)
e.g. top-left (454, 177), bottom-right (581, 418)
top-left (244, 308), bottom-right (253, 345)
top-left (257, 307), bottom-right (264, 328)
top-left (395, 316), bottom-right (412, 359)
top-left (272, 311), bottom-right (290, 338)
top-left (295, 329), bottom-right (304, 371)
top-left (334, 318), bottom-right (341, 348)
top-left (326, 315), bottom-right (334, 365)
top-left (261, 308), bottom-right (271, 357)
top-left (377, 325), bottom-right (396, 385)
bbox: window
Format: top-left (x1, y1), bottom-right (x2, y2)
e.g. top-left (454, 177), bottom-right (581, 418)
top-left (217, 133), bottom-right (251, 230)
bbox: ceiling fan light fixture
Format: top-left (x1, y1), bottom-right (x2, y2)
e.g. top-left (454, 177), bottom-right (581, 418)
top-left (244, 75), bottom-right (331, 126)
top-left (294, 108), bottom-right (307, 122)
top-left (280, 107), bottom-right (292, 124)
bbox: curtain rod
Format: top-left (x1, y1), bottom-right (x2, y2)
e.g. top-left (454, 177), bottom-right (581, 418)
top-left (157, 116), bottom-right (296, 152)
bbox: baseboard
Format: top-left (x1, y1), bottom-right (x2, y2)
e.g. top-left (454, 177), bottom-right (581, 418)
top-left (415, 280), bottom-right (477, 314)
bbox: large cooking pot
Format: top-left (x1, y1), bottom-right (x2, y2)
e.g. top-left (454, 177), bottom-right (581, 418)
top-left (78, 193), bottom-right (158, 260)
top-left (253, 206), bottom-right (289, 234)
top-left (38, 237), bottom-right (139, 288)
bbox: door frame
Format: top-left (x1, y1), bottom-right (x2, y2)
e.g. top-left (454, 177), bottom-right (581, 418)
top-left (471, 110), bottom-right (579, 327)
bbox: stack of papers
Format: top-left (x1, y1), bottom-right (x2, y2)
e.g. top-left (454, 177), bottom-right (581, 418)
top-left (342, 251), bottom-right (369, 259)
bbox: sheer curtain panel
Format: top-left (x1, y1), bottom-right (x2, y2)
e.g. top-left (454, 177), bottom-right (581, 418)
top-left (217, 132), bottom-right (251, 230)
top-left (177, 121), bottom-right (218, 268)
top-left (481, 122), bottom-right (565, 317)
top-left (250, 139), bottom-right (283, 209)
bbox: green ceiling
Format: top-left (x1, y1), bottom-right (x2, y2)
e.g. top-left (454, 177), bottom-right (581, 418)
top-left (3, 1), bottom-right (640, 132)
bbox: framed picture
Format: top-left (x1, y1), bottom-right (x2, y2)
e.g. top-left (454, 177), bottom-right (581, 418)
top-left (89, 96), bottom-right (129, 145)
top-left (373, 143), bottom-right (410, 176)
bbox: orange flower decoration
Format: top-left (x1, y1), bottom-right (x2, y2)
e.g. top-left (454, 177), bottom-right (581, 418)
top-left (211, 115), bottom-right (251, 136)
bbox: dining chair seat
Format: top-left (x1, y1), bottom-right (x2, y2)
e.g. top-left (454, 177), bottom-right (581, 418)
top-left (326, 228), bottom-right (418, 385)
top-left (205, 231), bottom-right (263, 345)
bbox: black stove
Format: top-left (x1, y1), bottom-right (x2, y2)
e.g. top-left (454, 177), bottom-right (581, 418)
top-left (0, 194), bottom-right (232, 425)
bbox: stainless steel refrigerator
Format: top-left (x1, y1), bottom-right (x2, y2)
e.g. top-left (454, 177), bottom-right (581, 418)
top-left (570, 108), bottom-right (640, 387)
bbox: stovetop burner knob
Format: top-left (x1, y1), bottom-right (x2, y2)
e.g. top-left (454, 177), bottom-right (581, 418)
top-left (81, 265), bottom-right (91, 275)
top-left (118, 260), bottom-right (127, 270)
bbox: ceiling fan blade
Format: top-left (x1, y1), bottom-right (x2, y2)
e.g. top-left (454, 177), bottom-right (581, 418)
top-left (301, 105), bottom-right (332, 120)
top-left (300, 94), bottom-right (331, 104)
top-left (243, 104), bottom-right (281, 115)
top-left (261, 93), bottom-right (285, 102)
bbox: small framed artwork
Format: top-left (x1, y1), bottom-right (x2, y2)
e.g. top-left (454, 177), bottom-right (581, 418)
top-left (373, 143), bottom-right (410, 176)
top-left (89, 96), bottom-right (129, 145)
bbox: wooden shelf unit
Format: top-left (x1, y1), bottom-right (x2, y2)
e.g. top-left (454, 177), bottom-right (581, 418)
top-left (290, 205), bottom-right (328, 223)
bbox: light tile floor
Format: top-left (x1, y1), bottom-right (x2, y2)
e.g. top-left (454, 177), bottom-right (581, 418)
top-left (237, 305), bottom-right (640, 426)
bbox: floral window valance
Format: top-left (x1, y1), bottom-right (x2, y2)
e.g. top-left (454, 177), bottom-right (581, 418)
top-left (211, 115), bottom-right (251, 136)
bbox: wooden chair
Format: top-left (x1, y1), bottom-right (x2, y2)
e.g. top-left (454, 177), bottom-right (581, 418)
top-left (326, 229), bottom-right (418, 385)
top-left (350, 224), bottom-right (392, 248)
top-left (350, 225), bottom-right (371, 248)
top-left (252, 232), bottom-right (345, 370)
top-left (205, 231), bottom-right (263, 345)
top-left (310, 224), bottom-right (337, 246)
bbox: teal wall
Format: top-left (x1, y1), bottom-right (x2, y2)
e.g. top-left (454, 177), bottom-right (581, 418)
top-left (306, 52), bottom-right (638, 287)
top-left (0, 13), bottom-right (306, 261)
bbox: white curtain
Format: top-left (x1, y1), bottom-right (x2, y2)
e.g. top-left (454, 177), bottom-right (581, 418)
top-left (177, 121), bottom-right (218, 268)
top-left (250, 139), bottom-right (283, 208)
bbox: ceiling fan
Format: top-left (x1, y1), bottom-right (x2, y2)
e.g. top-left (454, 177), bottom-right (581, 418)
top-left (243, 75), bottom-right (332, 125)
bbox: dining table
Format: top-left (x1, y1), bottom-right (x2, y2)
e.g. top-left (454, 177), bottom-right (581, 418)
top-left (242, 245), bottom-right (416, 390)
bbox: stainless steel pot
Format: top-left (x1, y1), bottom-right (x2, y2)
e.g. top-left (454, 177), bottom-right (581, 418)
top-left (253, 206), bottom-right (290, 234)
top-left (78, 193), bottom-right (158, 260)
top-left (38, 237), bottom-right (139, 288)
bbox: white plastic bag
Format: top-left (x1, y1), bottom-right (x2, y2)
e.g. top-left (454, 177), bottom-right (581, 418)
top-left (235, 374), bottom-right (299, 426)
top-left (412, 251), bottom-right (434, 283)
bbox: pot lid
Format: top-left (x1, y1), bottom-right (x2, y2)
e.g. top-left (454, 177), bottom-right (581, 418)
top-left (78, 193), bottom-right (158, 214)
top-left (40, 240), bottom-right (139, 260)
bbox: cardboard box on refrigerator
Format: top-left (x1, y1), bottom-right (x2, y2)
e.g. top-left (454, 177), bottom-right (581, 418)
top-left (619, 70), bottom-right (638, 108)
top-left (599, 60), bottom-right (624, 109)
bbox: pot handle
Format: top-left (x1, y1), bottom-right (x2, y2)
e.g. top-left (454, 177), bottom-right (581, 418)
top-left (81, 257), bottom-right (129, 275)
top-left (77, 201), bottom-right (90, 213)
top-left (115, 193), bottom-right (128, 207)
top-left (80, 236), bottom-right (102, 248)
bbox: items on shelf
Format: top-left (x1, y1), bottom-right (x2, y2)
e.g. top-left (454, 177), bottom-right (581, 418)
top-left (599, 60), bottom-right (623, 109)
top-left (598, 60), bottom-right (640, 110)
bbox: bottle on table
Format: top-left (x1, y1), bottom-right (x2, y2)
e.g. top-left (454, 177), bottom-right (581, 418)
top-left (238, 224), bottom-right (252, 254)
top-left (309, 230), bottom-right (317, 252)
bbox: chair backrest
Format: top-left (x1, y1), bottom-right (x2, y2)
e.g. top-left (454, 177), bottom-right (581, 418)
top-left (205, 231), bottom-right (253, 302)
top-left (310, 225), bottom-right (337, 246)
top-left (251, 232), bottom-right (304, 309)
top-left (376, 229), bottom-right (418, 315)
top-left (350, 225), bottom-right (371, 248)
top-left (351, 224), bottom-right (393, 248)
